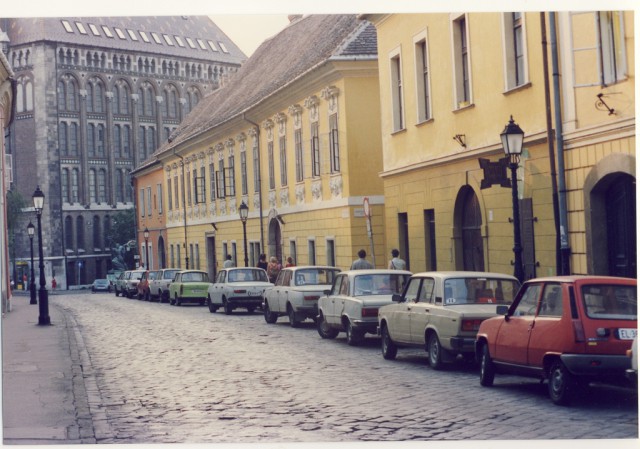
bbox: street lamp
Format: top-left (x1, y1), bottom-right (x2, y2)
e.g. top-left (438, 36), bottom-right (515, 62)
top-left (239, 201), bottom-right (249, 267)
top-left (27, 221), bottom-right (37, 305)
top-left (500, 116), bottom-right (525, 283)
top-left (143, 227), bottom-right (150, 270)
top-left (32, 186), bottom-right (50, 325)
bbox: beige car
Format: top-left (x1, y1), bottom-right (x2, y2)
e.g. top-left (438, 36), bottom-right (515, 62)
top-left (378, 271), bottom-right (520, 369)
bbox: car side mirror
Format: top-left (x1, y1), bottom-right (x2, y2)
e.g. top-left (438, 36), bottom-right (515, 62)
top-left (496, 305), bottom-right (509, 316)
top-left (392, 293), bottom-right (403, 302)
top-left (323, 289), bottom-right (331, 296)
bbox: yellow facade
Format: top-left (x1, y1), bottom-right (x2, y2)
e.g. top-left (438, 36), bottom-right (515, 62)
top-left (369, 11), bottom-right (635, 278)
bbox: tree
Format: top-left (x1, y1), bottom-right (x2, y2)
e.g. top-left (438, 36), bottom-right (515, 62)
top-left (107, 209), bottom-right (137, 270)
top-left (6, 189), bottom-right (28, 281)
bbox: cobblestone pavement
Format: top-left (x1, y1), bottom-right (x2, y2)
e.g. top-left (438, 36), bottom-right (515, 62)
top-left (52, 292), bottom-right (638, 444)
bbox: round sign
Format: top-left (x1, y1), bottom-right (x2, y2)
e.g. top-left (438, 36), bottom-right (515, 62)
top-left (363, 197), bottom-right (370, 218)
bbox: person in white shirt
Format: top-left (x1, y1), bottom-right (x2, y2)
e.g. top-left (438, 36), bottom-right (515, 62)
top-left (388, 249), bottom-right (406, 270)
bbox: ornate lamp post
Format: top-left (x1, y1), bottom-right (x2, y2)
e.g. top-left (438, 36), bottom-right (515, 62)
top-left (32, 186), bottom-right (50, 325)
top-left (27, 221), bottom-right (37, 305)
top-left (500, 116), bottom-right (525, 283)
top-left (239, 201), bottom-right (249, 267)
top-left (143, 227), bottom-right (150, 270)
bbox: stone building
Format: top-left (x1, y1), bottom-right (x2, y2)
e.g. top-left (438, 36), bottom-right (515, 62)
top-left (2, 16), bottom-right (245, 288)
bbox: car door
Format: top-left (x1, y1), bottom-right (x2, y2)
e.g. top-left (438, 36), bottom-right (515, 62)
top-left (526, 283), bottom-right (566, 367)
top-left (326, 275), bottom-right (348, 325)
top-left (493, 283), bottom-right (542, 365)
top-left (212, 270), bottom-right (226, 304)
top-left (274, 270), bottom-right (290, 312)
top-left (409, 277), bottom-right (436, 344)
top-left (388, 277), bottom-right (422, 343)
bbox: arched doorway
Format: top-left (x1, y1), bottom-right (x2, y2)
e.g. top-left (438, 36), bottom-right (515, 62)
top-left (268, 218), bottom-right (282, 262)
top-left (158, 235), bottom-right (166, 269)
top-left (454, 186), bottom-right (485, 271)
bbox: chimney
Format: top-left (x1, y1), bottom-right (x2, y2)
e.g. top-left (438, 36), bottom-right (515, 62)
top-left (288, 15), bottom-right (303, 23)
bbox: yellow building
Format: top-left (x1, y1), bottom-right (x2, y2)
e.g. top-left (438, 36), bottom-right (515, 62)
top-left (365, 11), bottom-right (635, 279)
top-left (145, 15), bottom-right (385, 278)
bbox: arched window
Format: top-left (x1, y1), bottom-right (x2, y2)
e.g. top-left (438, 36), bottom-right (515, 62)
top-left (96, 124), bottom-right (105, 157)
top-left (104, 216), bottom-right (111, 246)
top-left (58, 122), bottom-right (68, 156)
top-left (66, 81), bottom-right (76, 111)
top-left (119, 84), bottom-right (129, 114)
top-left (25, 81), bottom-right (34, 111)
top-left (69, 123), bottom-right (78, 156)
top-left (95, 83), bottom-right (104, 112)
top-left (57, 81), bottom-right (66, 110)
top-left (65, 216), bottom-right (73, 250)
top-left (87, 84), bottom-right (94, 112)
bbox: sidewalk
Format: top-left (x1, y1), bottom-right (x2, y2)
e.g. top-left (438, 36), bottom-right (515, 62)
top-left (1, 293), bottom-right (99, 444)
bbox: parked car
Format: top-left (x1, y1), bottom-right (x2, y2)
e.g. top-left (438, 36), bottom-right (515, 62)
top-left (148, 268), bottom-right (181, 303)
top-left (208, 268), bottom-right (273, 314)
top-left (475, 276), bottom-right (637, 405)
top-left (317, 269), bottom-right (412, 346)
top-left (113, 271), bottom-right (130, 297)
top-left (378, 271), bottom-right (519, 369)
top-left (263, 266), bottom-right (341, 327)
top-left (91, 278), bottom-right (111, 293)
top-left (121, 269), bottom-right (146, 298)
top-left (137, 270), bottom-right (158, 300)
top-left (627, 336), bottom-right (638, 387)
top-left (168, 270), bottom-right (211, 306)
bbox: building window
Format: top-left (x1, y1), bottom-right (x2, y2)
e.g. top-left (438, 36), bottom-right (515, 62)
top-left (308, 239), bottom-right (316, 265)
top-left (310, 122), bottom-right (320, 177)
top-left (87, 124), bottom-right (95, 157)
top-left (170, 245), bottom-right (175, 268)
top-left (59, 122), bottom-right (68, 156)
top-left (114, 125), bottom-right (122, 158)
top-left (326, 238), bottom-right (336, 267)
top-left (96, 124), bottom-right (105, 157)
top-left (147, 186), bottom-right (152, 217)
top-left (414, 34), bottom-right (432, 122)
top-left (98, 169), bottom-right (106, 203)
top-left (329, 114), bottom-right (340, 173)
top-left (240, 151), bottom-right (248, 195)
top-left (76, 216), bottom-right (84, 250)
top-left (598, 11), bottom-right (627, 86)
top-left (390, 52), bottom-right (404, 131)
top-left (139, 188), bottom-right (146, 217)
top-left (268, 141), bottom-right (275, 190)
top-left (71, 169), bottom-right (79, 203)
top-left (195, 244), bottom-right (200, 270)
top-left (89, 169), bottom-right (97, 203)
top-left (167, 178), bottom-right (173, 210)
top-left (62, 169), bottom-right (70, 203)
top-left (122, 125), bottom-right (131, 158)
top-left (69, 123), bottom-right (78, 156)
top-left (228, 153), bottom-right (236, 197)
top-left (176, 245), bottom-right (181, 269)
top-left (216, 160), bottom-right (226, 198)
top-left (186, 171), bottom-right (192, 206)
top-left (116, 170), bottom-right (124, 203)
top-left (253, 140), bottom-right (260, 193)
top-left (503, 12), bottom-right (527, 90)
top-left (174, 175), bottom-right (180, 208)
top-left (294, 128), bottom-right (303, 182)
top-left (209, 162), bottom-right (216, 201)
top-left (279, 135), bottom-right (287, 186)
top-left (452, 14), bottom-right (472, 107)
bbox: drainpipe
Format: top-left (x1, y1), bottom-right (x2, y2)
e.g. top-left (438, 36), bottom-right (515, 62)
top-left (540, 13), bottom-right (562, 275)
top-left (550, 12), bottom-right (571, 274)
top-left (243, 114), bottom-right (265, 252)
top-left (174, 149), bottom-right (189, 269)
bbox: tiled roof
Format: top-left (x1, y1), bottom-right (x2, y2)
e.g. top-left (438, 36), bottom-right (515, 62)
top-left (6, 16), bottom-right (246, 64)
top-left (155, 14), bottom-right (377, 157)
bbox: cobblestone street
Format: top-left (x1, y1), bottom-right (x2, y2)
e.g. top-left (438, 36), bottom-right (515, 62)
top-left (53, 292), bottom-right (638, 444)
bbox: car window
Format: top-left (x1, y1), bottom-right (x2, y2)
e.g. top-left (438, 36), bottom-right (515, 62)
top-left (418, 278), bottom-right (435, 303)
top-left (582, 284), bottom-right (637, 320)
top-left (338, 277), bottom-right (350, 296)
top-left (182, 272), bottom-right (208, 282)
top-left (295, 269), bottom-right (339, 286)
top-left (404, 278), bottom-right (421, 302)
top-left (275, 270), bottom-right (288, 286)
top-left (512, 284), bottom-right (542, 317)
top-left (443, 277), bottom-right (519, 305)
top-left (164, 270), bottom-right (179, 280)
top-left (539, 284), bottom-right (563, 317)
top-left (131, 271), bottom-right (144, 280)
top-left (331, 276), bottom-right (343, 295)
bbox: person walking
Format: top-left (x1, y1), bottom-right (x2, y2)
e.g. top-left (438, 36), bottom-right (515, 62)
top-left (267, 257), bottom-right (282, 283)
top-left (223, 254), bottom-right (235, 268)
top-left (350, 249), bottom-right (374, 270)
top-left (388, 249), bottom-right (407, 270)
top-left (285, 256), bottom-right (295, 267)
top-left (257, 254), bottom-right (268, 270)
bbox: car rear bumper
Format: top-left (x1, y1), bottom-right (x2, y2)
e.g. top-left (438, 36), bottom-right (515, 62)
top-left (449, 336), bottom-right (476, 353)
top-left (295, 304), bottom-right (318, 317)
top-left (561, 354), bottom-right (631, 376)
top-left (352, 319), bottom-right (378, 333)
top-left (229, 297), bottom-right (263, 307)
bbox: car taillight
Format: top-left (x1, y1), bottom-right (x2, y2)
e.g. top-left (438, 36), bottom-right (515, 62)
top-left (462, 319), bottom-right (484, 332)
top-left (304, 295), bottom-right (319, 301)
top-left (361, 308), bottom-right (378, 318)
top-left (572, 319), bottom-right (585, 342)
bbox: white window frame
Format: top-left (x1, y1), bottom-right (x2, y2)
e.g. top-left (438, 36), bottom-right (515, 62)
top-left (389, 46), bottom-right (405, 132)
top-left (413, 30), bottom-right (432, 123)
top-left (501, 12), bottom-right (529, 91)
top-left (450, 13), bottom-right (473, 109)
top-left (597, 11), bottom-right (627, 86)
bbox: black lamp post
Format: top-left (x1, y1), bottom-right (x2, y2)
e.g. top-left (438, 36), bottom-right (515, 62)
top-left (239, 201), bottom-right (249, 267)
top-left (27, 221), bottom-right (37, 305)
top-left (143, 227), bottom-right (150, 270)
top-left (500, 116), bottom-right (525, 283)
top-left (32, 186), bottom-right (50, 325)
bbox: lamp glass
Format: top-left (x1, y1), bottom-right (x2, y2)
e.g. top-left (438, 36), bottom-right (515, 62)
top-left (144, 227), bottom-right (150, 239)
top-left (239, 202), bottom-right (249, 222)
top-left (32, 186), bottom-right (45, 212)
top-left (27, 222), bottom-right (35, 237)
top-left (500, 116), bottom-right (524, 156)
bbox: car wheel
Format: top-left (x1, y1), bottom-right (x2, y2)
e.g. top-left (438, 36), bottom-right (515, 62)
top-left (345, 320), bottom-right (364, 346)
top-left (247, 307), bottom-right (255, 314)
top-left (427, 333), bottom-right (444, 370)
top-left (175, 295), bottom-right (182, 306)
top-left (158, 290), bottom-right (164, 303)
top-left (169, 295), bottom-right (175, 306)
top-left (479, 344), bottom-right (495, 387)
top-left (317, 312), bottom-right (339, 339)
top-left (223, 298), bottom-right (233, 315)
top-left (207, 296), bottom-right (218, 313)
top-left (145, 290), bottom-right (150, 301)
top-left (381, 324), bottom-right (398, 360)
top-left (287, 304), bottom-right (301, 328)
top-left (548, 360), bottom-right (574, 406)
top-left (263, 302), bottom-right (278, 324)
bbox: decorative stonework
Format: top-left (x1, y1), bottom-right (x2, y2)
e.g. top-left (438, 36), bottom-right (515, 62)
top-left (253, 195), bottom-right (260, 210)
top-left (229, 198), bottom-right (237, 215)
top-left (304, 95), bottom-right (320, 122)
top-left (311, 180), bottom-right (322, 201)
top-left (288, 104), bottom-right (302, 129)
top-left (268, 190), bottom-right (277, 209)
top-left (274, 112), bottom-right (287, 136)
top-left (295, 185), bottom-right (305, 205)
top-left (321, 85), bottom-right (340, 114)
top-left (279, 188), bottom-right (289, 207)
top-left (219, 198), bottom-right (227, 216)
top-left (329, 175), bottom-right (343, 198)
top-left (263, 119), bottom-right (274, 141)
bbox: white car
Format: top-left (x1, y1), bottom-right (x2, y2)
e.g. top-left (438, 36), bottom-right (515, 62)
top-left (263, 266), bottom-right (341, 327)
top-left (207, 268), bottom-right (273, 315)
top-left (378, 271), bottom-right (519, 369)
top-left (317, 269), bottom-right (412, 346)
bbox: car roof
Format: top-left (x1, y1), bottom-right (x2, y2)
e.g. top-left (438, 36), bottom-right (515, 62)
top-left (410, 271), bottom-right (518, 280)
top-left (340, 269), bottom-right (412, 276)
top-left (177, 270), bottom-right (208, 274)
top-left (523, 275), bottom-right (636, 284)
top-left (283, 266), bottom-right (341, 271)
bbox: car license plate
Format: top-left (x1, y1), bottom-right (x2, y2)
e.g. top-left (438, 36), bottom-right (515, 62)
top-left (192, 290), bottom-right (203, 295)
top-left (248, 291), bottom-right (261, 296)
top-left (619, 328), bottom-right (638, 340)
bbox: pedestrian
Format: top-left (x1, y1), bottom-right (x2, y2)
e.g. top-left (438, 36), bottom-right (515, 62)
top-left (350, 249), bottom-right (374, 270)
top-left (267, 256), bottom-right (281, 283)
top-left (51, 277), bottom-right (57, 290)
top-left (388, 249), bottom-right (407, 270)
top-left (285, 256), bottom-right (295, 267)
top-left (257, 254), bottom-right (268, 270)
top-left (223, 254), bottom-right (235, 268)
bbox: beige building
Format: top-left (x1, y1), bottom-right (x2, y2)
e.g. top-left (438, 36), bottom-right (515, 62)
top-left (365, 11), bottom-right (635, 279)
top-left (147, 15), bottom-right (384, 277)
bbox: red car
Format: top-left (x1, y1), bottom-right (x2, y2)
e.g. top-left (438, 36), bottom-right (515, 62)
top-left (476, 276), bottom-right (637, 405)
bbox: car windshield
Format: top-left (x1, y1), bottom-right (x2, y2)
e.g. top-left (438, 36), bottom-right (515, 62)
top-left (443, 277), bottom-right (519, 305)
top-left (294, 269), bottom-right (339, 286)
top-left (163, 270), bottom-right (180, 280)
top-left (227, 269), bottom-right (268, 283)
top-left (94, 279), bottom-right (108, 285)
top-left (353, 273), bottom-right (409, 296)
top-left (181, 272), bottom-right (209, 282)
top-left (131, 272), bottom-right (144, 280)
top-left (582, 284), bottom-right (637, 320)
